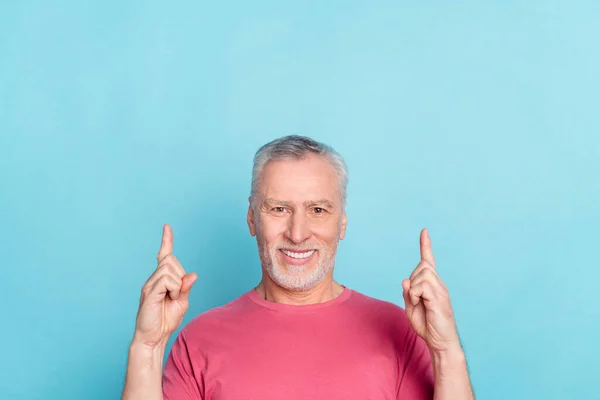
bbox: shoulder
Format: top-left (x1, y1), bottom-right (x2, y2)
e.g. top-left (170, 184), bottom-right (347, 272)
top-left (347, 288), bottom-right (412, 328)
top-left (179, 290), bottom-right (254, 340)
top-left (348, 288), bottom-right (406, 313)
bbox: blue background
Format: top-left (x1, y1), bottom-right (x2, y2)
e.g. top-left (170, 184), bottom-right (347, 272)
top-left (1, 1), bottom-right (599, 399)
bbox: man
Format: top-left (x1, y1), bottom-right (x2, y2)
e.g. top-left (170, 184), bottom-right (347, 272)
top-left (122, 135), bottom-right (475, 399)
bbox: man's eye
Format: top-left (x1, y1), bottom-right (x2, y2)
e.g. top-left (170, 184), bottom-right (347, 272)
top-left (313, 207), bottom-right (325, 214)
top-left (273, 207), bottom-right (285, 213)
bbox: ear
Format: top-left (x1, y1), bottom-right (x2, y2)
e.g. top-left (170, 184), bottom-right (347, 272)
top-left (339, 211), bottom-right (347, 240)
top-left (247, 197), bottom-right (257, 237)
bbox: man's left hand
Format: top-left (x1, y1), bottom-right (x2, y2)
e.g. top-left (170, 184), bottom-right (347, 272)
top-left (402, 228), bottom-right (461, 354)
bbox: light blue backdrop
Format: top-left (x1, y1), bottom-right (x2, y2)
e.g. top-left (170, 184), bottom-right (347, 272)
top-left (1, 1), bottom-right (598, 399)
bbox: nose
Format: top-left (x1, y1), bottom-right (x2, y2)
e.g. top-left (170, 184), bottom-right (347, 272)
top-left (284, 211), bottom-right (312, 244)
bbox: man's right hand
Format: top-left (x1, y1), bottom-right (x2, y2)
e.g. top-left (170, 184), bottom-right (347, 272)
top-left (132, 224), bottom-right (198, 349)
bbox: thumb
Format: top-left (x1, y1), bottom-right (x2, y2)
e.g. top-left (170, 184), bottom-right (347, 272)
top-left (179, 273), bottom-right (198, 300)
top-left (402, 279), bottom-right (413, 311)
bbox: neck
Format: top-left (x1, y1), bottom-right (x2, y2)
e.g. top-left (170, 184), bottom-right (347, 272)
top-left (255, 275), bottom-right (344, 305)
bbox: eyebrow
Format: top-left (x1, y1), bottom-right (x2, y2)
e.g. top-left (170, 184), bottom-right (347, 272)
top-left (305, 199), bottom-right (335, 209)
top-left (263, 198), bottom-right (292, 207)
top-left (263, 198), bottom-right (335, 209)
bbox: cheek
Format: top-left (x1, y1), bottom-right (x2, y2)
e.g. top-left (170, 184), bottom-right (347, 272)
top-left (312, 220), bottom-right (343, 244)
top-left (257, 216), bottom-right (288, 242)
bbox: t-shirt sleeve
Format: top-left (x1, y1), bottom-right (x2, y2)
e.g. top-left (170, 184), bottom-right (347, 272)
top-left (396, 314), bottom-right (435, 399)
top-left (162, 330), bottom-right (204, 400)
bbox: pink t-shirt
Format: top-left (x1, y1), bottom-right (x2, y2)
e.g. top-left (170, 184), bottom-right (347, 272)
top-left (163, 286), bottom-right (434, 399)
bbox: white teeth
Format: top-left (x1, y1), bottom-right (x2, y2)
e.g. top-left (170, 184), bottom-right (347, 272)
top-left (282, 250), bottom-right (315, 259)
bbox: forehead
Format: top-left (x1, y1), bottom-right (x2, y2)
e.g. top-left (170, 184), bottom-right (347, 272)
top-left (259, 154), bottom-right (341, 204)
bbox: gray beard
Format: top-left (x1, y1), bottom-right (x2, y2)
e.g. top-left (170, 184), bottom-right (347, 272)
top-left (260, 245), bottom-right (337, 291)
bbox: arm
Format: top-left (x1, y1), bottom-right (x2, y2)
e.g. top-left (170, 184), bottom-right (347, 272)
top-left (431, 346), bottom-right (474, 400)
top-left (121, 224), bottom-right (198, 400)
top-left (122, 341), bottom-right (166, 400)
top-left (402, 228), bottom-right (475, 399)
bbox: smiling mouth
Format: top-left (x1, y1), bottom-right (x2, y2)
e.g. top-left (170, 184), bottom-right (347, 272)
top-left (280, 249), bottom-right (316, 259)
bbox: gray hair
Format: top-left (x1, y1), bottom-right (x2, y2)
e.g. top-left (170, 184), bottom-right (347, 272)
top-left (250, 135), bottom-right (348, 208)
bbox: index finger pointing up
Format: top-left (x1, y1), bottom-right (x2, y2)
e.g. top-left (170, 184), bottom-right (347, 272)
top-left (420, 228), bottom-right (436, 268)
top-left (158, 224), bottom-right (173, 263)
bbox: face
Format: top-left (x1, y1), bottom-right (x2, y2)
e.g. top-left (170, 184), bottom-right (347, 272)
top-left (247, 153), bottom-right (347, 291)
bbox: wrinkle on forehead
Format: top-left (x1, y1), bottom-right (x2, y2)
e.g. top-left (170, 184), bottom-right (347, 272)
top-left (258, 154), bottom-right (342, 208)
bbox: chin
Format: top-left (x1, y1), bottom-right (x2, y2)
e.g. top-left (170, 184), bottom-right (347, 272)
top-left (268, 261), bottom-right (331, 291)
